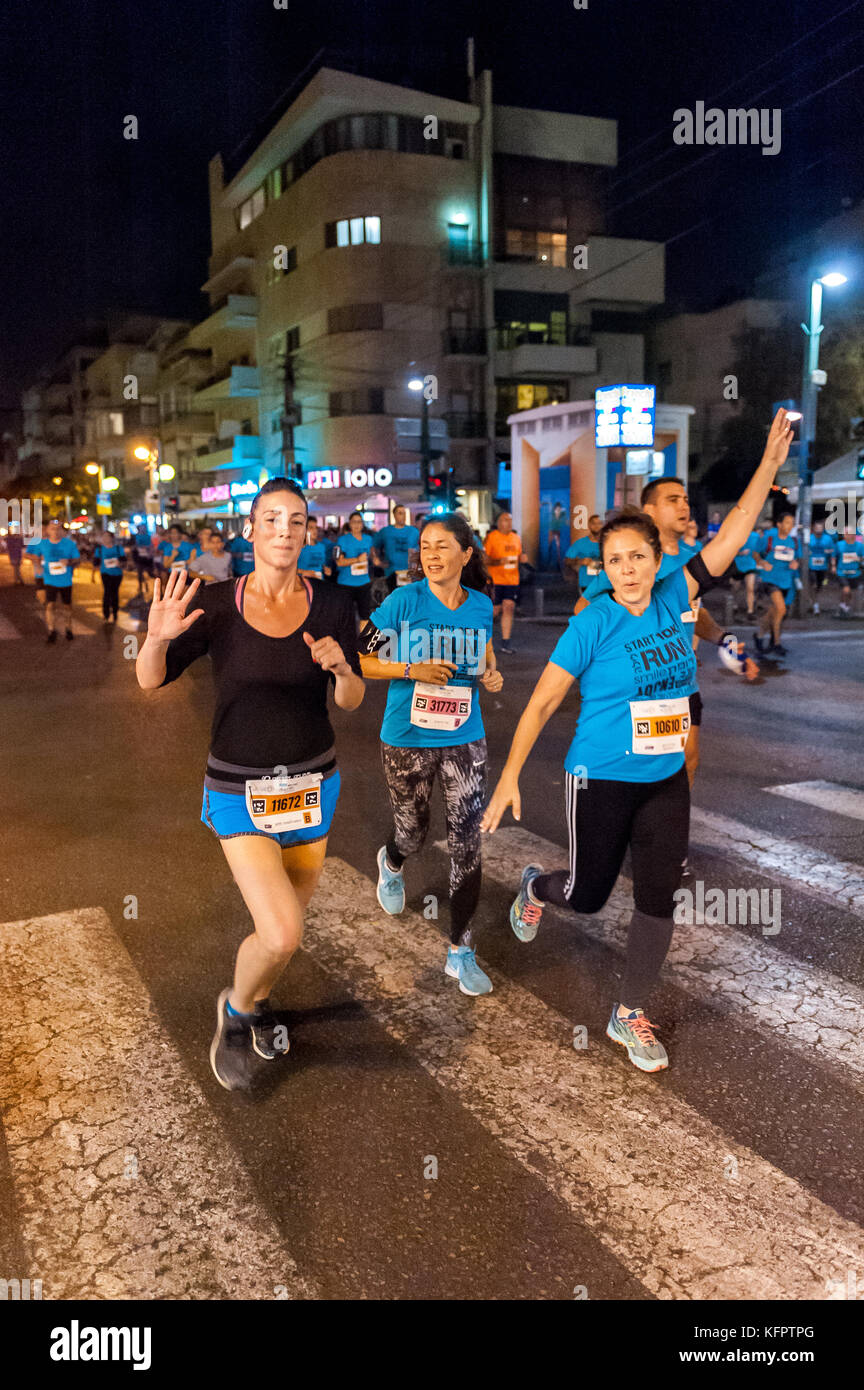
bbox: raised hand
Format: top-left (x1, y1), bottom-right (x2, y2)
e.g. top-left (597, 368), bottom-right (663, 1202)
top-left (146, 569), bottom-right (204, 643)
top-left (761, 408), bottom-right (794, 475)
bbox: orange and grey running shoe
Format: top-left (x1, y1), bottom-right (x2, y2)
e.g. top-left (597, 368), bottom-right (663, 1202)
top-left (606, 1006), bottom-right (668, 1073)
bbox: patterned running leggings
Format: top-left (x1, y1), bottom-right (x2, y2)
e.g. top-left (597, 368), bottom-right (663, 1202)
top-left (381, 738), bottom-right (487, 945)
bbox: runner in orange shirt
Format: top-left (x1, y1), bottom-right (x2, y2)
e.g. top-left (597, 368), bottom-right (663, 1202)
top-left (484, 512), bottom-right (527, 653)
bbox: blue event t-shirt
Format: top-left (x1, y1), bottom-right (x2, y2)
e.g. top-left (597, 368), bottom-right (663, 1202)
top-left (336, 533), bottom-right (374, 586)
top-left (30, 537), bottom-right (80, 587)
top-left (760, 528), bottom-right (799, 590)
top-left (807, 532), bottom-right (835, 570)
top-left (376, 524), bottom-right (420, 577)
top-left (549, 569), bottom-right (698, 783)
top-left (228, 535), bottom-right (255, 575)
top-left (733, 530), bottom-right (762, 573)
top-left (565, 536), bottom-right (602, 580)
top-left (581, 541), bottom-right (698, 602)
top-left (368, 579), bottom-right (494, 748)
top-left (160, 540), bottom-right (194, 570)
top-left (836, 537), bottom-right (864, 577)
top-left (298, 541), bottom-right (327, 575)
top-left (93, 543), bottom-right (126, 576)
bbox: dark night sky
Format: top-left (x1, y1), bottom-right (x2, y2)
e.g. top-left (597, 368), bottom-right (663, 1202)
top-left (2, 0), bottom-right (863, 409)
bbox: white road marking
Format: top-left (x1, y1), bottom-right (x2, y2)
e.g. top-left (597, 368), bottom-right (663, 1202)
top-left (0, 612), bottom-right (21, 639)
top-left (464, 826), bottom-right (864, 1088)
top-left (0, 907), bottom-right (318, 1300)
top-left (765, 780), bottom-right (864, 823)
top-left (308, 858), bottom-right (864, 1300)
top-left (690, 807), bottom-right (864, 914)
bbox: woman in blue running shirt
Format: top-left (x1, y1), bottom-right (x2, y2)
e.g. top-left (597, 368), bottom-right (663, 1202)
top-left (92, 527), bottom-right (127, 623)
top-left (359, 512), bottom-right (503, 996)
top-left (334, 510), bottom-right (375, 623)
top-left (482, 410), bottom-right (794, 1074)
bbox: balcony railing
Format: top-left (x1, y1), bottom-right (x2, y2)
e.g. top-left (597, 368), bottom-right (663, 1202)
top-left (442, 328), bottom-right (487, 356)
top-left (494, 324), bottom-right (592, 350)
top-left (443, 411), bottom-right (487, 439)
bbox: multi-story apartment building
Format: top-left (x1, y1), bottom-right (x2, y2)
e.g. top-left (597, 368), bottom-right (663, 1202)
top-left (17, 335), bottom-right (107, 483)
top-left (83, 317), bottom-right (188, 507)
top-left (193, 58), bottom-right (665, 527)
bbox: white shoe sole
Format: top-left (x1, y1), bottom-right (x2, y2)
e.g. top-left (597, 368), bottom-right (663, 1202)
top-left (444, 961), bottom-right (492, 996)
top-left (210, 988), bottom-right (234, 1090)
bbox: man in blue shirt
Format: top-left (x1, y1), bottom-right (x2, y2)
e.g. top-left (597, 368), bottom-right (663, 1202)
top-left (564, 513), bottom-right (602, 595)
top-left (27, 517), bottom-right (80, 642)
top-left (159, 525), bottom-right (195, 575)
top-left (228, 529), bottom-right (255, 577)
top-left (754, 511), bottom-right (799, 654)
top-left (807, 521), bottom-right (835, 615)
top-left (374, 505), bottom-right (421, 593)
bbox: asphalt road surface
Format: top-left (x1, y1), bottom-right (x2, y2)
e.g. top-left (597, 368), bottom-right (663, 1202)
top-left (1, 561), bottom-right (863, 1302)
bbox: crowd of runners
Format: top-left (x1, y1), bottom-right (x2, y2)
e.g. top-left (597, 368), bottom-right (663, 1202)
top-left (3, 407), bottom-right (860, 1083)
top-left (124, 409), bottom-right (811, 1090)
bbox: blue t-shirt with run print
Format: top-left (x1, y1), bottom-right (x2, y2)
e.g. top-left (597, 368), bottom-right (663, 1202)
top-left (549, 568), bottom-right (698, 783)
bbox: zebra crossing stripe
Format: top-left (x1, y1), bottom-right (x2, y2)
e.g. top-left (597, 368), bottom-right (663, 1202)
top-left (690, 807), bottom-right (864, 914)
top-left (764, 780), bottom-right (864, 823)
top-left (308, 858), bottom-right (864, 1299)
top-left (0, 907), bottom-right (318, 1300)
top-left (462, 826), bottom-right (864, 1089)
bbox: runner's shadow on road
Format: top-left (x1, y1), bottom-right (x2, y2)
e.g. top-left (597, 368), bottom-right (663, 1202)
top-left (247, 1001), bottom-right (419, 1100)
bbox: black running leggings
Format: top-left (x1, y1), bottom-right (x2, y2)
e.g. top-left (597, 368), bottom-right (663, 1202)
top-left (381, 738), bottom-right (486, 945)
top-left (100, 572), bottom-right (122, 619)
top-left (532, 767), bottom-right (690, 1008)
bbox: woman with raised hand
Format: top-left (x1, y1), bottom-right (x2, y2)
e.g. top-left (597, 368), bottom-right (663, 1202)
top-left (481, 410), bottom-right (793, 1073)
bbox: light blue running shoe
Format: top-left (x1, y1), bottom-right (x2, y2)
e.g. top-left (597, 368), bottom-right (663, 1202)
top-left (444, 946), bottom-right (493, 996)
top-left (606, 1006), bottom-right (668, 1073)
top-left (510, 864), bottom-right (544, 942)
top-left (376, 845), bottom-right (405, 915)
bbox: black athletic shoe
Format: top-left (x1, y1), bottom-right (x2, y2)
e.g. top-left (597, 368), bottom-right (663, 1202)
top-left (210, 988), bottom-right (258, 1091)
top-left (251, 997), bottom-right (289, 1060)
top-left (46, 630), bottom-right (57, 644)
top-left (65, 629), bottom-right (74, 641)
top-left (500, 643), bottom-right (515, 654)
top-left (753, 631), bottom-right (768, 654)
top-left (770, 642), bottom-right (788, 657)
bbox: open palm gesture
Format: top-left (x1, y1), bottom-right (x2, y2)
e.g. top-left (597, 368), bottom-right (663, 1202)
top-left (147, 569), bottom-right (204, 642)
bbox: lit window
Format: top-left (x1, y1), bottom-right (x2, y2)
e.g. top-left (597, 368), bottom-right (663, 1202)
top-left (251, 187), bottom-right (265, 220)
top-left (350, 217), bottom-right (364, 245)
top-left (364, 215), bottom-right (381, 244)
top-left (336, 219), bottom-right (349, 247)
top-left (239, 199), bottom-right (253, 230)
top-left (109, 412), bottom-right (124, 435)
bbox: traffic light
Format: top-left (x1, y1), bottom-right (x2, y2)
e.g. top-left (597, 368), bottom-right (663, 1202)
top-left (166, 494), bottom-right (179, 510)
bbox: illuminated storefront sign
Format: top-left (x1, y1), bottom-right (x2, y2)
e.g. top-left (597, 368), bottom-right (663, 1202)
top-left (230, 480), bottom-right (259, 497)
top-left (201, 484), bottom-right (230, 503)
top-left (595, 384), bottom-right (656, 448)
top-left (307, 467), bottom-right (394, 490)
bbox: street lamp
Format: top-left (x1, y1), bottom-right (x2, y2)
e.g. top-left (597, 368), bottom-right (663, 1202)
top-left (134, 440), bottom-right (163, 523)
top-left (408, 377), bottom-right (431, 499)
top-left (798, 269), bottom-right (849, 610)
